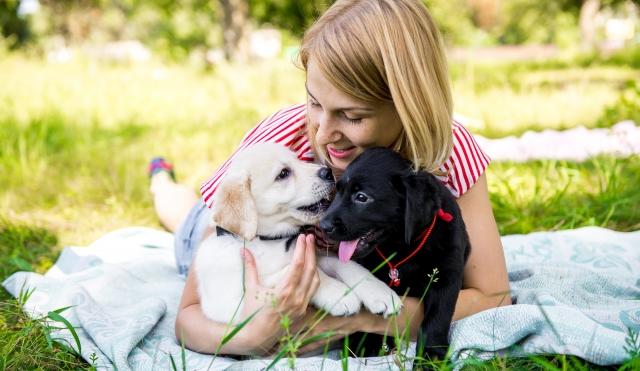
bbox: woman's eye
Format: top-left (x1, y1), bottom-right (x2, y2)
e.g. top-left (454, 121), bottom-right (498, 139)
top-left (276, 167), bottom-right (291, 181)
top-left (343, 112), bottom-right (362, 124)
top-left (354, 192), bottom-right (369, 203)
top-left (308, 99), bottom-right (320, 107)
top-left (345, 117), bottom-right (362, 124)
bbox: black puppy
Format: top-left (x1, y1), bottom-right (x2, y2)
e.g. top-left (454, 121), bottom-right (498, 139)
top-left (320, 147), bottom-right (470, 359)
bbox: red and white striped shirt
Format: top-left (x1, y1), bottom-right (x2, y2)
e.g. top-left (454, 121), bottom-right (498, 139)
top-left (200, 103), bottom-right (489, 207)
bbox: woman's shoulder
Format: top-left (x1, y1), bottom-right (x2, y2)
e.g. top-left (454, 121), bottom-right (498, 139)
top-left (437, 120), bottom-right (490, 198)
top-left (242, 103), bottom-right (312, 160)
top-left (239, 104), bottom-right (307, 146)
top-left (252, 103), bottom-right (307, 133)
top-left (200, 104), bottom-right (311, 207)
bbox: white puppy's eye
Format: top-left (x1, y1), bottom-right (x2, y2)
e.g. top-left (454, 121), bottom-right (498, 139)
top-left (353, 192), bottom-right (370, 203)
top-left (276, 167), bottom-right (291, 181)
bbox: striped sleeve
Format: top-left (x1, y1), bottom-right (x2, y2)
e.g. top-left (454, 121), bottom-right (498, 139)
top-left (199, 103), bottom-right (312, 208)
top-left (437, 121), bottom-right (491, 198)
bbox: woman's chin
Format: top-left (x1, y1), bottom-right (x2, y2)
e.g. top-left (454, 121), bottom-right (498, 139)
top-left (327, 156), bottom-right (349, 172)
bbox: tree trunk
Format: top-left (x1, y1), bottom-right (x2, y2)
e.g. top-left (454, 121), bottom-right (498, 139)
top-left (219, 0), bottom-right (250, 63)
top-left (579, 0), bottom-right (600, 51)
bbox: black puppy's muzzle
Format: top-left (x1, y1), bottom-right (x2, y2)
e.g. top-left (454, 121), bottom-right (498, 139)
top-left (319, 216), bottom-right (346, 237)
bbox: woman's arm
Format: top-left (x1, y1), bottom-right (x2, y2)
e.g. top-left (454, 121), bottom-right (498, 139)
top-left (175, 234), bottom-right (322, 355)
top-left (293, 295), bottom-right (424, 353)
top-left (175, 265), bottom-right (280, 355)
top-left (453, 173), bottom-right (512, 319)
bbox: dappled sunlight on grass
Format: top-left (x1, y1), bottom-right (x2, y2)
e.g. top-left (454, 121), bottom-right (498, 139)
top-left (488, 156), bottom-right (640, 234)
top-left (0, 56), bottom-right (307, 245)
top-left (455, 84), bottom-right (619, 136)
top-left (452, 63), bottom-right (638, 136)
top-left (1, 55), bottom-right (638, 245)
top-left (0, 56), bottom-right (306, 129)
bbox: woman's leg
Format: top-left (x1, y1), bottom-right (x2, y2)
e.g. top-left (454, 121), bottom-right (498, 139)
top-left (150, 172), bottom-right (199, 233)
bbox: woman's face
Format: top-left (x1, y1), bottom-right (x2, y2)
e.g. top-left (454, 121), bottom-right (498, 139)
top-left (306, 59), bottom-right (403, 174)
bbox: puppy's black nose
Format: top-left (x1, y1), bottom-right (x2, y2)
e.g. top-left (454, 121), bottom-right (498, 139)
top-left (320, 219), bottom-right (336, 234)
top-left (318, 167), bottom-right (334, 182)
top-left (320, 217), bottom-right (344, 235)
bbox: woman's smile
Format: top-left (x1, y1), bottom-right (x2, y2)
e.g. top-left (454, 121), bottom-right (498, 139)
top-left (326, 145), bottom-right (357, 160)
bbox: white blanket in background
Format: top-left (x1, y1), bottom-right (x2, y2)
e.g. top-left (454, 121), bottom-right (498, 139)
top-left (475, 120), bottom-right (640, 162)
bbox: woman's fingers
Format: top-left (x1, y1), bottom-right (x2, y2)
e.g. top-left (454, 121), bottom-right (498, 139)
top-left (284, 235), bottom-right (307, 285)
top-left (288, 308), bottom-right (319, 334)
top-left (300, 234), bottom-right (320, 299)
top-left (294, 312), bottom-right (363, 354)
top-left (273, 234), bottom-right (321, 318)
top-left (294, 235), bottom-right (320, 310)
top-left (242, 248), bottom-right (279, 310)
top-left (241, 248), bottom-right (260, 288)
top-left (297, 333), bottom-right (344, 354)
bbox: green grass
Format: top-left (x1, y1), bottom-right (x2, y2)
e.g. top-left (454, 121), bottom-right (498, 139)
top-left (451, 63), bottom-right (639, 137)
top-left (0, 51), bottom-right (639, 369)
top-left (490, 157), bottom-right (640, 235)
top-left (0, 222), bottom-right (89, 370)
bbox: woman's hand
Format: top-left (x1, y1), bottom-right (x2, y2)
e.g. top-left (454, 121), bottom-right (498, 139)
top-left (289, 309), bottom-right (365, 354)
top-left (290, 296), bottom-right (426, 354)
top-left (238, 233), bottom-right (321, 353)
top-left (175, 233), bottom-right (322, 356)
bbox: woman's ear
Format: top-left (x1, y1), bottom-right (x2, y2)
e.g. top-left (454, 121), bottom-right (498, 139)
top-left (212, 170), bottom-right (258, 241)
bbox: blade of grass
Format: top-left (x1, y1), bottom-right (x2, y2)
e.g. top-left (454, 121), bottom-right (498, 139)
top-left (220, 308), bottom-right (261, 347)
top-left (169, 353), bottom-right (178, 371)
top-left (47, 310), bottom-right (82, 355)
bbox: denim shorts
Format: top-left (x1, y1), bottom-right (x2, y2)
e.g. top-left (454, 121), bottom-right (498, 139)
top-left (174, 200), bottom-right (212, 276)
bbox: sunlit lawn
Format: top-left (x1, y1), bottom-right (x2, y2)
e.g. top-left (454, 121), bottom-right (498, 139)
top-left (0, 53), bottom-right (638, 369)
top-left (2, 55), bottom-right (636, 244)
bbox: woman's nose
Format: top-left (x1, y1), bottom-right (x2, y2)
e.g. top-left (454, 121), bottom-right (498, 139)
top-left (316, 113), bottom-right (340, 142)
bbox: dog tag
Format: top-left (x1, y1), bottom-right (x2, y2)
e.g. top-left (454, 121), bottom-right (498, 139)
top-left (388, 268), bottom-right (400, 287)
top-left (381, 343), bottom-right (390, 354)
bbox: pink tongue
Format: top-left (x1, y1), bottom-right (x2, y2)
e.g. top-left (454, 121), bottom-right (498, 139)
top-left (338, 239), bottom-right (360, 262)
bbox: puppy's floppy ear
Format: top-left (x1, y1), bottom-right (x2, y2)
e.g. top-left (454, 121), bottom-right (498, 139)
top-left (212, 170), bottom-right (258, 241)
top-left (402, 171), bottom-right (440, 244)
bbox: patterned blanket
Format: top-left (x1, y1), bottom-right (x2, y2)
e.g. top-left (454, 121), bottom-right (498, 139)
top-left (3, 226), bottom-right (639, 370)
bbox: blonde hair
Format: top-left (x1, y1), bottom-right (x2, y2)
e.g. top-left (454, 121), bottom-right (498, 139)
top-left (298, 0), bottom-right (453, 173)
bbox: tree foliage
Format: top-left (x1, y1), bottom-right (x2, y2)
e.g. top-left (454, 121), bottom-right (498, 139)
top-left (1, 0), bottom-right (638, 58)
top-left (0, 0), bottom-right (30, 49)
top-left (249, 0), bottom-right (332, 37)
top-left (13, 0), bottom-right (221, 59)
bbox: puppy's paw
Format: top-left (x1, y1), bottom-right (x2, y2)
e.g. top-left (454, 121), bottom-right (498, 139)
top-left (328, 291), bottom-right (362, 317)
top-left (312, 281), bottom-right (361, 316)
top-left (354, 279), bottom-right (403, 317)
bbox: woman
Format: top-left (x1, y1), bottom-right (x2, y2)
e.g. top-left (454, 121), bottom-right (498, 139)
top-left (150, 0), bottom-right (511, 356)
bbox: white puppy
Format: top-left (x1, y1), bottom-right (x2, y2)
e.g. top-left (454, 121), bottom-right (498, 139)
top-left (195, 143), bottom-right (401, 324)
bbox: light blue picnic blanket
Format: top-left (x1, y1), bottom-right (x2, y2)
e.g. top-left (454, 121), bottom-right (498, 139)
top-left (3, 226), bottom-right (639, 370)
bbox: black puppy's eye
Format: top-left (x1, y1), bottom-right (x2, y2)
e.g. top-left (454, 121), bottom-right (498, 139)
top-left (354, 192), bottom-right (369, 203)
top-left (276, 167), bottom-right (291, 181)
